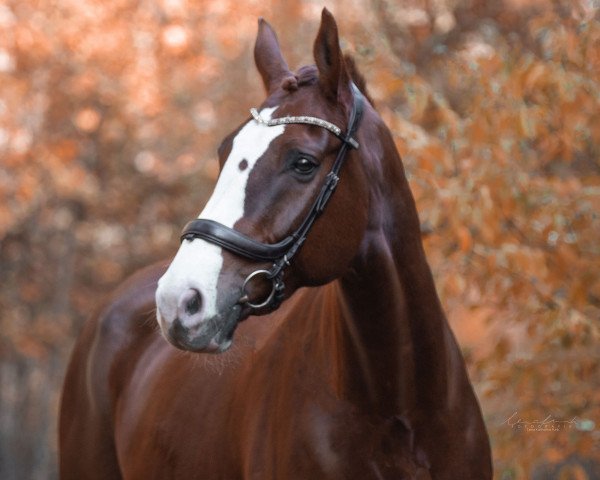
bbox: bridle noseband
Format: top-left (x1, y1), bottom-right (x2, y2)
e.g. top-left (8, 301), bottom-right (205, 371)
top-left (180, 83), bottom-right (364, 311)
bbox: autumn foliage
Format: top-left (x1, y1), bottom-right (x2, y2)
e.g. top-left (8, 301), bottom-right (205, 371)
top-left (0, 0), bottom-right (598, 478)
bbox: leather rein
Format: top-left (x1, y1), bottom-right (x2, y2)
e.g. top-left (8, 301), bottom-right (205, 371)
top-left (180, 83), bottom-right (365, 311)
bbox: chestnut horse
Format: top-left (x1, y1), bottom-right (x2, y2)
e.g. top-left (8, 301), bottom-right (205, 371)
top-left (60, 10), bottom-right (492, 479)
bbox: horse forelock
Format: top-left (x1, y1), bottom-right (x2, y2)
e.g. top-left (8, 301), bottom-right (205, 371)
top-left (295, 65), bottom-right (319, 87)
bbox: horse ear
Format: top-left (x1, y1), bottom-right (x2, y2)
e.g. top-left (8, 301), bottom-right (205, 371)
top-left (313, 8), bottom-right (351, 103)
top-left (254, 18), bottom-right (292, 94)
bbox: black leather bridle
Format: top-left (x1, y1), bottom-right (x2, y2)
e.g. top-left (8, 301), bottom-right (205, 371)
top-left (180, 83), bottom-right (364, 311)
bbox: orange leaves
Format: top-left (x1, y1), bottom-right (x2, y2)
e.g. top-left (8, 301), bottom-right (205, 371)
top-left (444, 273), bottom-right (467, 298)
top-left (370, 68), bottom-right (404, 100)
top-left (416, 142), bottom-right (453, 174)
top-left (456, 225), bottom-right (473, 252)
top-left (49, 162), bottom-right (90, 199)
top-left (161, 24), bottom-right (190, 54)
top-left (14, 167), bottom-right (38, 204)
top-left (46, 139), bottom-right (78, 163)
top-left (521, 62), bottom-right (550, 100)
top-left (468, 117), bottom-right (489, 145)
top-left (518, 105), bottom-right (542, 140)
top-left (201, 158), bottom-right (220, 182)
top-left (504, 244), bottom-right (549, 280)
top-left (74, 108), bottom-right (101, 133)
top-left (404, 78), bottom-right (433, 125)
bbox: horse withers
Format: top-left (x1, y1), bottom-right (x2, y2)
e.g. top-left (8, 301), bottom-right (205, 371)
top-left (60, 9), bottom-right (492, 479)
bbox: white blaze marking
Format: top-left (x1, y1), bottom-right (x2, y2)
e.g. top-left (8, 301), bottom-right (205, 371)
top-left (156, 107), bottom-right (284, 326)
top-left (199, 107), bottom-right (282, 226)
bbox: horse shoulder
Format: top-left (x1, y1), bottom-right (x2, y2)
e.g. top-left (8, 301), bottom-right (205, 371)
top-left (59, 261), bottom-right (167, 479)
top-left (88, 261), bottom-right (167, 392)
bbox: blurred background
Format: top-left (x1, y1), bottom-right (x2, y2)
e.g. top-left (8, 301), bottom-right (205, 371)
top-left (0, 0), bottom-right (598, 478)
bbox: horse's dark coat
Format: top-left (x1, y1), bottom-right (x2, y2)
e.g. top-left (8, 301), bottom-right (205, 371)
top-left (60, 9), bottom-right (492, 479)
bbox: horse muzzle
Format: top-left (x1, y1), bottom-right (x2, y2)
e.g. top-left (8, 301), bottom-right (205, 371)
top-left (161, 304), bottom-right (241, 354)
top-left (156, 283), bottom-right (242, 353)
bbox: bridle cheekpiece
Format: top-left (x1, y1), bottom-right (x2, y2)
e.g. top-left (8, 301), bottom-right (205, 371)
top-left (180, 83), bottom-right (364, 311)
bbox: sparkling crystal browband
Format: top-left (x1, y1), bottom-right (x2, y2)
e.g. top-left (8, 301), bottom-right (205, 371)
top-left (250, 108), bottom-right (359, 149)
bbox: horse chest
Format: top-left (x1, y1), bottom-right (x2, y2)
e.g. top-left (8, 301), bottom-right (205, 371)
top-left (234, 388), bottom-right (429, 480)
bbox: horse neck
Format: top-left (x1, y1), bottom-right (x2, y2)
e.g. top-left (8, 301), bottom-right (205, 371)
top-left (331, 119), bottom-right (453, 418)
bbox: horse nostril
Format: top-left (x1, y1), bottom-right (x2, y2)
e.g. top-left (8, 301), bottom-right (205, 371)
top-left (187, 291), bottom-right (201, 315)
top-left (178, 289), bottom-right (203, 317)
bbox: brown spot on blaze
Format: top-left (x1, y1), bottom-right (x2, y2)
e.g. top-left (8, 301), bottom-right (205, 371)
top-left (239, 159), bottom-right (248, 171)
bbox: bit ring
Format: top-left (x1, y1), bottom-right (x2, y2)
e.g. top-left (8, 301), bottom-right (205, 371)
top-left (240, 269), bottom-right (277, 309)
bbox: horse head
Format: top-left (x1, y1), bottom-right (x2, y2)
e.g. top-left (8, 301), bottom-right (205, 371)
top-left (155, 9), bottom-right (375, 353)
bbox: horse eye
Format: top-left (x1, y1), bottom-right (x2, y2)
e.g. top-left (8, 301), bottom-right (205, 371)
top-left (292, 157), bottom-right (317, 175)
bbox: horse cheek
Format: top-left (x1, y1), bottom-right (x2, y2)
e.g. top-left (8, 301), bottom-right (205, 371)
top-left (294, 183), bottom-right (369, 286)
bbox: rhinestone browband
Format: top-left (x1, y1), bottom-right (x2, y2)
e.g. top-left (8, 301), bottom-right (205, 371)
top-left (250, 108), bottom-right (359, 149)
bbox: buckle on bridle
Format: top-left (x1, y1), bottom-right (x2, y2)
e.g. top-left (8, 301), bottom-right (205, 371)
top-left (315, 172), bottom-right (339, 214)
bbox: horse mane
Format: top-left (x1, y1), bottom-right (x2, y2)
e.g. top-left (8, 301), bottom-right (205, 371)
top-left (343, 54), bottom-right (375, 107)
top-left (284, 57), bottom-right (375, 107)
